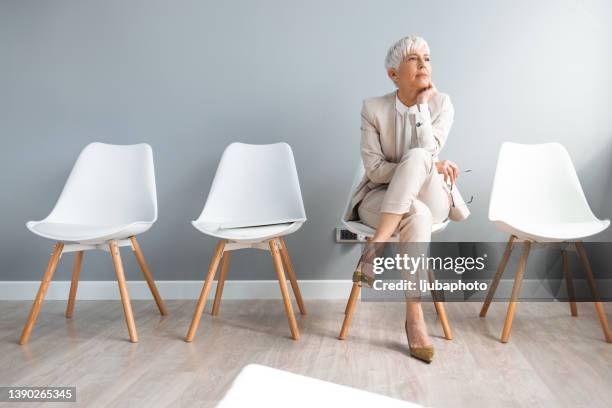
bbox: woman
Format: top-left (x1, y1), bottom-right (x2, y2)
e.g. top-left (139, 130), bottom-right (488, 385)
top-left (344, 35), bottom-right (469, 363)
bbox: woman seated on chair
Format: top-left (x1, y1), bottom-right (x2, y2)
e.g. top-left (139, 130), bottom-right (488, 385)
top-left (344, 35), bottom-right (469, 363)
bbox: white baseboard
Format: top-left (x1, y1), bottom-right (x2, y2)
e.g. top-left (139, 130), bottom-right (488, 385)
top-left (0, 280), bottom-right (354, 301)
top-left (0, 279), bottom-right (610, 301)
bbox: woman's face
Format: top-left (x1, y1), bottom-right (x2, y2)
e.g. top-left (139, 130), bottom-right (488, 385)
top-left (388, 46), bottom-right (431, 90)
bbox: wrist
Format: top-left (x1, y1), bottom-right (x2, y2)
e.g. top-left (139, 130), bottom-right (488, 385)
top-left (416, 102), bottom-right (428, 112)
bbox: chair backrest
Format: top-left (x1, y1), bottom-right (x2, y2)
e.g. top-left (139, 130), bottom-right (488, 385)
top-left (195, 142), bottom-right (306, 229)
top-left (340, 160), bottom-right (366, 225)
top-left (489, 142), bottom-right (598, 225)
top-left (44, 142), bottom-right (157, 225)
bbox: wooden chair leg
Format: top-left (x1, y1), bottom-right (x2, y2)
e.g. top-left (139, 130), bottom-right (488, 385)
top-left (427, 268), bottom-right (443, 313)
top-left (185, 240), bottom-right (226, 342)
top-left (433, 301), bottom-right (453, 340)
top-left (269, 239), bottom-right (300, 340)
top-left (345, 237), bottom-right (372, 317)
top-left (278, 237), bottom-right (306, 315)
top-left (575, 241), bottom-right (612, 343)
top-left (65, 250), bottom-right (84, 318)
top-left (480, 235), bottom-right (516, 317)
top-left (129, 236), bottom-right (167, 316)
top-left (427, 266), bottom-right (452, 339)
top-left (427, 269), bottom-right (444, 316)
top-left (19, 242), bottom-right (64, 345)
top-left (109, 240), bottom-right (138, 343)
top-left (339, 283), bottom-right (360, 340)
top-left (561, 249), bottom-right (577, 317)
top-left (211, 251), bottom-right (231, 316)
top-left (501, 240), bottom-right (531, 343)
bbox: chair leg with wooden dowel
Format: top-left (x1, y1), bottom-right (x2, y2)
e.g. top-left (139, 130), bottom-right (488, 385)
top-left (561, 248), bottom-right (577, 317)
top-left (427, 268), bottom-right (452, 339)
top-left (433, 301), bottom-right (453, 340)
top-left (129, 236), bottom-right (167, 316)
top-left (480, 235), bottom-right (516, 318)
top-left (185, 240), bottom-right (226, 342)
top-left (345, 239), bottom-right (370, 318)
top-left (575, 241), bottom-right (612, 343)
top-left (211, 251), bottom-right (231, 316)
top-left (339, 282), bottom-right (360, 340)
top-left (278, 237), bottom-right (306, 315)
top-left (65, 250), bottom-right (83, 319)
top-left (500, 240), bottom-right (531, 343)
top-left (339, 269), bottom-right (454, 341)
top-left (109, 240), bottom-right (138, 343)
top-left (19, 242), bottom-right (64, 345)
top-left (269, 239), bottom-right (300, 340)
top-left (428, 268), bottom-right (444, 306)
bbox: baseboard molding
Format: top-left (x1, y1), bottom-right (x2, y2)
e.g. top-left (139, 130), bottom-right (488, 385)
top-left (0, 280), bottom-right (354, 301)
top-left (0, 279), bottom-right (610, 301)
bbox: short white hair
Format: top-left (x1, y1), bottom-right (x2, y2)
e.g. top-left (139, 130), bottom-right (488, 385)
top-left (384, 35), bottom-right (430, 70)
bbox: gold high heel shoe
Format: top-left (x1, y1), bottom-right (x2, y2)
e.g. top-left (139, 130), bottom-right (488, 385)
top-left (405, 321), bottom-right (434, 364)
top-left (352, 242), bottom-right (385, 288)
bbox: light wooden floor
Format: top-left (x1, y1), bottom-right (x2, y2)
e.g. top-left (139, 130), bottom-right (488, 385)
top-left (1, 299), bottom-right (611, 407)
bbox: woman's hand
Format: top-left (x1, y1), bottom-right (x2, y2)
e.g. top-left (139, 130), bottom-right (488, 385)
top-left (416, 81), bottom-right (437, 104)
top-left (436, 159), bottom-right (459, 184)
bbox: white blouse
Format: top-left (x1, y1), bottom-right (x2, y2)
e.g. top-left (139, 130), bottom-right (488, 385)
top-left (394, 94), bottom-right (438, 161)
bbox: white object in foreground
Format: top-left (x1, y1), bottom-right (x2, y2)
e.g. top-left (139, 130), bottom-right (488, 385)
top-left (217, 364), bottom-right (422, 408)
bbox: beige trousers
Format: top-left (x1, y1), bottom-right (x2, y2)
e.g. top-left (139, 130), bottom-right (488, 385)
top-left (357, 148), bottom-right (451, 242)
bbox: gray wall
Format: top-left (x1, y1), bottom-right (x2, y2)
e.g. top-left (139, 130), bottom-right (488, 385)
top-left (1, 0), bottom-right (611, 282)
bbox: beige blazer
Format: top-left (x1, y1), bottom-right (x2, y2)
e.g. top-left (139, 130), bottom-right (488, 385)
top-left (345, 90), bottom-right (466, 222)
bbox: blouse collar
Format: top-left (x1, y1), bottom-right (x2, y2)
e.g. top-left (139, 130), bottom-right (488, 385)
top-left (394, 91), bottom-right (426, 114)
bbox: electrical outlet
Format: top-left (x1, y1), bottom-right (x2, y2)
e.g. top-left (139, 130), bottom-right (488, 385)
top-left (335, 227), bottom-right (367, 243)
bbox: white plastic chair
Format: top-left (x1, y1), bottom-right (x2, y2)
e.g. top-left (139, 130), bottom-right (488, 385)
top-left (20, 142), bottom-right (166, 345)
top-left (217, 364), bottom-right (422, 408)
top-left (480, 142), bottom-right (611, 343)
top-left (185, 142), bottom-right (307, 342)
top-left (338, 160), bottom-right (453, 341)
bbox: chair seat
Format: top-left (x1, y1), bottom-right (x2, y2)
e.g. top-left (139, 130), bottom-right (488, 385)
top-left (192, 221), bottom-right (303, 242)
top-left (343, 220), bottom-right (450, 241)
top-left (26, 221), bottom-right (154, 244)
top-left (494, 218), bottom-right (610, 242)
top-left (217, 364), bottom-right (421, 408)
